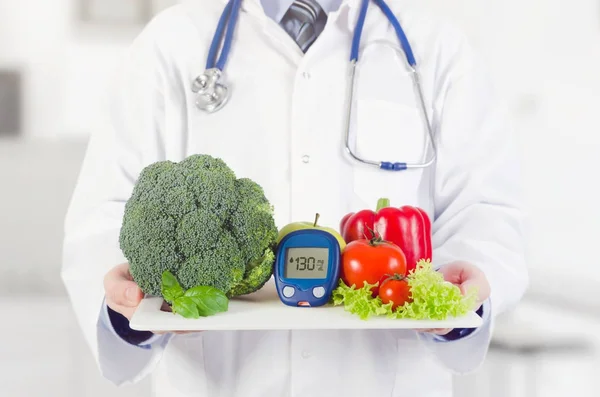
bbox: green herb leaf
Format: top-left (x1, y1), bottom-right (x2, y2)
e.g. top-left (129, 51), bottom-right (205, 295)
top-left (171, 296), bottom-right (200, 319)
top-left (184, 286), bottom-right (229, 316)
top-left (161, 270), bottom-right (184, 304)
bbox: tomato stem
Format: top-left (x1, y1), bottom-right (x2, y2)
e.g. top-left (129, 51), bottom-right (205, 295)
top-left (381, 273), bottom-right (408, 284)
top-left (366, 226), bottom-right (387, 246)
top-left (383, 273), bottom-right (407, 282)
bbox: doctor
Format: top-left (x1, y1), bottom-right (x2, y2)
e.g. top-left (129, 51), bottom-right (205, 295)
top-left (61, 0), bottom-right (528, 396)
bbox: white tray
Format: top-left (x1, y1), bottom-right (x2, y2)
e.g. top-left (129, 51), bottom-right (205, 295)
top-left (129, 280), bottom-right (482, 332)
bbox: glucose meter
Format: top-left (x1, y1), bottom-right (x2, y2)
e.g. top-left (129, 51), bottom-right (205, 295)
top-left (274, 229), bottom-right (341, 307)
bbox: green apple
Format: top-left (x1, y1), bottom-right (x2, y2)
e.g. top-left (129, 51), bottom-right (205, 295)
top-left (277, 213), bottom-right (347, 252)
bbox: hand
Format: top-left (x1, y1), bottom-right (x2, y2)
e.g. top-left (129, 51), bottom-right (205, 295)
top-left (418, 261), bottom-right (491, 336)
top-left (104, 263), bottom-right (144, 321)
top-left (103, 263), bottom-right (193, 335)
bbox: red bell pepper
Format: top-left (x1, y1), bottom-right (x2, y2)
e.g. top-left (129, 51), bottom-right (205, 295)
top-left (340, 198), bottom-right (432, 273)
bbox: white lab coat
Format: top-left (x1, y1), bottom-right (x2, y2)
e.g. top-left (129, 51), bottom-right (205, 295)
top-left (61, 0), bottom-right (529, 395)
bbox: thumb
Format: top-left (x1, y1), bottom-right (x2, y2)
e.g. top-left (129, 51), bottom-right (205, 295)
top-left (104, 264), bottom-right (144, 307)
top-left (459, 278), bottom-right (487, 308)
top-left (459, 279), bottom-right (477, 297)
top-left (122, 282), bottom-right (144, 306)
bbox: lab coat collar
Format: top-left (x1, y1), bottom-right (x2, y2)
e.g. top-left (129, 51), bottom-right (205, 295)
top-left (216, 0), bottom-right (364, 32)
top-left (260, 0), bottom-right (346, 22)
top-left (343, 0), bottom-right (388, 36)
top-left (242, 0), bottom-right (362, 12)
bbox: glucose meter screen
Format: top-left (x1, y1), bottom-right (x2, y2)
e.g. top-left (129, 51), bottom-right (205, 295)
top-left (285, 247), bottom-right (329, 279)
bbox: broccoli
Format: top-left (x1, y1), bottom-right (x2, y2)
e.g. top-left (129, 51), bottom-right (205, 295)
top-left (119, 154), bottom-right (278, 298)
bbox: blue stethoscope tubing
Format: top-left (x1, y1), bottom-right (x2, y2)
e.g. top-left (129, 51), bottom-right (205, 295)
top-left (206, 0), bottom-right (241, 71)
top-left (193, 0), bottom-right (437, 172)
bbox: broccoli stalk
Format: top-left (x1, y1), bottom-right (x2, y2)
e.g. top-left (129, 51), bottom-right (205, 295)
top-left (119, 154), bottom-right (278, 299)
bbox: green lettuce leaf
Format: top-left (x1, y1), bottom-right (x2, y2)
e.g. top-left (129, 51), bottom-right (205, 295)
top-left (331, 259), bottom-right (478, 321)
top-left (331, 281), bottom-right (394, 320)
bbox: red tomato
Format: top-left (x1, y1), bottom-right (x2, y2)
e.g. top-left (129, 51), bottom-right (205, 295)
top-left (341, 239), bottom-right (407, 295)
top-left (379, 276), bottom-right (412, 310)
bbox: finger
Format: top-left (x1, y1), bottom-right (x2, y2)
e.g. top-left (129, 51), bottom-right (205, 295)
top-left (437, 261), bottom-right (476, 285)
top-left (104, 263), bottom-right (144, 308)
top-left (460, 277), bottom-right (490, 308)
top-left (458, 266), bottom-right (490, 304)
top-left (436, 262), bottom-right (460, 283)
top-left (437, 262), bottom-right (490, 304)
top-left (429, 328), bottom-right (452, 335)
top-left (416, 328), bottom-right (452, 335)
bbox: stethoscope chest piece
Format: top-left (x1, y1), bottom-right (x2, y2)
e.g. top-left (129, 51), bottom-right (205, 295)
top-left (192, 68), bottom-right (229, 113)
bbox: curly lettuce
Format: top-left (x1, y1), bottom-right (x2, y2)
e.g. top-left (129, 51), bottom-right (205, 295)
top-left (331, 259), bottom-right (478, 320)
top-left (331, 281), bottom-right (394, 320)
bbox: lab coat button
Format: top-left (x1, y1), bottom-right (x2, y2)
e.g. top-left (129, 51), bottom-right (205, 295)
top-left (302, 155), bottom-right (310, 163)
top-left (303, 71), bottom-right (311, 79)
top-left (301, 351), bottom-right (311, 359)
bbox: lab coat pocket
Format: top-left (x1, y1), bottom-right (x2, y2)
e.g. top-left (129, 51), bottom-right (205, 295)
top-left (352, 98), bottom-right (429, 209)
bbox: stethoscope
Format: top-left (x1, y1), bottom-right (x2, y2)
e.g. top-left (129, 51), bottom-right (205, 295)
top-left (191, 0), bottom-right (437, 172)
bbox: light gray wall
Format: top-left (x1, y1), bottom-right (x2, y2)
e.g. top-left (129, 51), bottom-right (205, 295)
top-left (0, 138), bottom-right (86, 296)
top-left (0, 138), bottom-right (152, 396)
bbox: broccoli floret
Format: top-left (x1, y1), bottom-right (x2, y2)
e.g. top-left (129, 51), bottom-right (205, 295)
top-left (177, 231), bottom-right (245, 293)
top-left (229, 178), bottom-right (279, 264)
top-left (228, 248), bottom-right (275, 297)
top-left (119, 154), bottom-right (278, 298)
top-left (119, 202), bottom-right (181, 295)
top-left (175, 209), bottom-right (222, 256)
top-left (180, 155), bottom-right (237, 220)
top-left (130, 161), bottom-right (197, 219)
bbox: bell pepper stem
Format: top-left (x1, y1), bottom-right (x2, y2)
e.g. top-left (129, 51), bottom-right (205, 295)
top-left (376, 198), bottom-right (391, 211)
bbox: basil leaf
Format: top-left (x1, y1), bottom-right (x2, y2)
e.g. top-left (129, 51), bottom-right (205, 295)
top-left (172, 296), bottom-right (200, 319)
top-left (184, 286), bottom-right (229, 316)
top-left (161, 270), bottom-right (184, 304)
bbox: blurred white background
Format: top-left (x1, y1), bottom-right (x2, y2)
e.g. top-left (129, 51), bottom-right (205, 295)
top-left (1, 0), bottom-right (599, 396)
